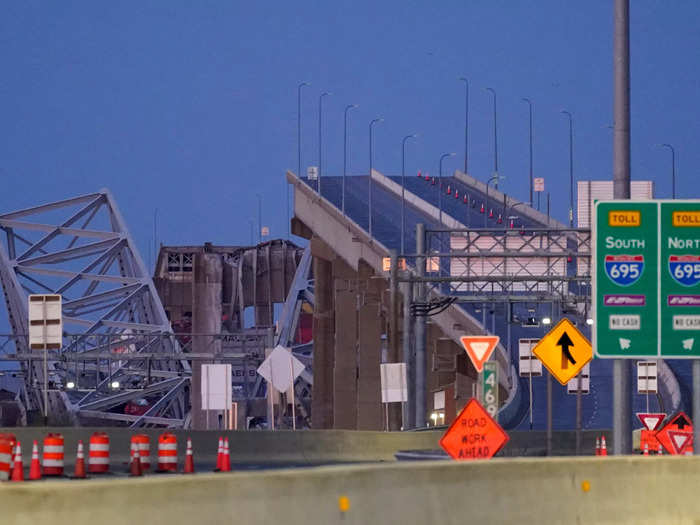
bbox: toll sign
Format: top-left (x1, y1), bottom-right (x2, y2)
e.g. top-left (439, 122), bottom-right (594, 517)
top-left (439, 398), bottom-right (509, 460)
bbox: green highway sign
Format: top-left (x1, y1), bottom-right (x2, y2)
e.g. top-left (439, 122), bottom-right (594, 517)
top-left (594, 200), bottom-right (700, 358)
top-left (482, 361), bottom-right (498, 419)
top-left (660, 202), bottom-right (700, 356)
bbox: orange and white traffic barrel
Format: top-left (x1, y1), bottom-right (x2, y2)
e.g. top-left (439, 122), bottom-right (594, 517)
top-left (131, 434), bottom-right (151, 470)
top-left (42, 433), bottom-right (64, 476)
top-left (157, 432), bottom-right (177, 472)
top-left (88, 432), bottom-right (110, 473)
top-left (0, 436), bottom-right (12, 481)
top-left (0, 433), bottom-right (16, 475)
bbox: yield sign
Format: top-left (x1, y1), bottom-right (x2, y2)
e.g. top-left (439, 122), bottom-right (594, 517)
top-left (460, 336), bottom-right (500, 373)
top-left (636, 412), bottom-right (666, 431)
top-left (532, 318), bottom-right (592, 385)
top-left (668, 431), bottom-right (693, 455)
top-left (257, 345), bottom-right (305, 392)
top-left (439, 398), bottom-right (509, 460)
top-left (656, 412), bottom-right (693, 455)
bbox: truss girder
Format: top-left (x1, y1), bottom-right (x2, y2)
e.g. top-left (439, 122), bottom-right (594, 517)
top-left (0, 190), bottom-right (190, 427)
top-left (434, 228), bottom-right (591, 302)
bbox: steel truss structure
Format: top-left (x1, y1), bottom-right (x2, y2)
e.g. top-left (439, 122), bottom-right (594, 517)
top-left (0, 190), bottom-right (190, 427)
top-left (420, 227), bottom-right (592, 308)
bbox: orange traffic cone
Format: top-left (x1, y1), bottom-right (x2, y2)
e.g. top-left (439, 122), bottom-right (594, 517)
top-left (183, 438), bottom-right (194, 474)
top-left (129, 442), bottom-right (142, 477)
top-left (643, 443), bottom-right (649, 456)
top-left (29, 440), bottom-right (41, 480)
top-left (73, 440), bottom-right (86, 479)
top-left (657, 443), bottom-right (663, 455)
top-left (222, 437), bottom-right (231, 472)
top-left (215, 436), bottom-right (223, 471)
top-left (595, 436), bottom-right (600, 456)
top-left (600, 436), bottom-right (608, 456)
top-left (11, 441), bottom-right (24, 481)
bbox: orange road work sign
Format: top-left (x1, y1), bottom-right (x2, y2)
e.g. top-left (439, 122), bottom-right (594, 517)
top-left (439, 398), bottom-right (509, 460)
top-left (532, 318), bottom-right (592, 385)
top-left (460, 335), bottom-right (499, 373)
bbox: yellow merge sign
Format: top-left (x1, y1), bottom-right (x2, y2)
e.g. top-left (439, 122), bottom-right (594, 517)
top-left (532, 318), bottom-right (592, 385)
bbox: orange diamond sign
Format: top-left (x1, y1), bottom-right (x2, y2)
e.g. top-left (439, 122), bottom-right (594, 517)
top-left (460, 335), bottom-right (500, 373)
top-left (439, 398), bottom-right (509, 460)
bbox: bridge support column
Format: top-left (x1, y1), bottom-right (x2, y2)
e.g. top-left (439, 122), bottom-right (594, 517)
top-left (311, 237), bottom-right (335, 429)
top-left (332, 257), bottom-right (358, 429)
top-left (191, 253), bottom-right (223, 430)
top-left (357, 261), bottom-right (383, 430)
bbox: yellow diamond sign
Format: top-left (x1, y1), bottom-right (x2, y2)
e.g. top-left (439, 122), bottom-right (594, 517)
top-left (532, 318), bottom-right (592, 385)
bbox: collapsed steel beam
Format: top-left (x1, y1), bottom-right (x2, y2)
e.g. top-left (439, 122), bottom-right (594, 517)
top-left (0, 189), bottom-right (189, 427)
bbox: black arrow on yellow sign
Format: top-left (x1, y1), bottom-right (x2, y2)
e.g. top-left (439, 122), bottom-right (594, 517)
top-left (557, 332), bottom-right (577, 369)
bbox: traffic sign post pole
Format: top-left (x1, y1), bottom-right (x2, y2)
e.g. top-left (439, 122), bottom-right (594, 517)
top-left (576, 373), bottom-right (582, 455)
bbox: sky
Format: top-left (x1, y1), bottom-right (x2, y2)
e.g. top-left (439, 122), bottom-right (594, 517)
top-left (1, 0), bottom-right (699, 269)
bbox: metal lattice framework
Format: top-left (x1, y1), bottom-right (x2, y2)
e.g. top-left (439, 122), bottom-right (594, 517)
top-left (0, 190), bottom-right (190, 427)
top-left (421, 227), bottom-right (592, 304)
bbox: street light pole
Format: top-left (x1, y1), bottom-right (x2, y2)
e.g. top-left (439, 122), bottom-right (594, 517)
top-left (508, 201), bottom-right (526, 229)
top-left (459, 77), bottom-right (469, 175)
top-left (522, 98), bottom-right (534, 207)
top-left (401, 134), bottom-right (418, 254)
top-left (318, 91), bottom-right (331, 195)
top-left (485, 174), bottom-right (503, 227)
top-left (256, 193), bottom-right (262, 243)
top-left (485, 87), bottom-right (499, 189)
top-left (369, 118), bottom-right (383, 237)
top-left (295, 81), bottom-right (310, 237)
top-left (438, 153), bottom-right (456, 226)
top-left (343, 104), bottom-right (359, 215)
top-left (561, 110), bottom-right (574, 227)
top-left (659, 143), bottom-right (676, 199)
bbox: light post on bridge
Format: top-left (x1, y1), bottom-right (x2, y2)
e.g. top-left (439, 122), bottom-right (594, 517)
top-left (485, 174), bottom-right (504, 227)
top-left (459, 77), bottom-right (469, 175)
top-left (295, 81), bottom-right (310, 237)
top-left (368, 118), bottom-right (383, 237)
top-left (657, 143), bottom-right (676, 199)
top-left (508, 201), bottom-right (527, 229)
top-left (437, 153), bottom-right (456, 227)
top-left (485, 87), bottom-right (499, 189)
top-left (561, 110), bottom-right (574, 227)
top-left (521, 98), bottom-right (534, 207)
top-left (401, 134), bottom-right (418, 254)
top-left (343, 104), bottom-right (359, 215)
top-left (318, 91), bottom-right (331, 195)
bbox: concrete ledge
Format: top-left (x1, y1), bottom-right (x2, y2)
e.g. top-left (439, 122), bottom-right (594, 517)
top-left (3, 456), bottom-right (700, 524)
top-left (0, 427), bottom-right (442, 464)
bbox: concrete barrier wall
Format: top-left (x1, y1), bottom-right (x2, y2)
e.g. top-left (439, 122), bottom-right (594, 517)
top-left (0, 427), bottom-right (442, 464)
top-left (2, 456), bottom-right (700, 525)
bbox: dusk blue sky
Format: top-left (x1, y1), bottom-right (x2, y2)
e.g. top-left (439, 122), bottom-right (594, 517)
top-left (1, 0), bottom-right (698, 268)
